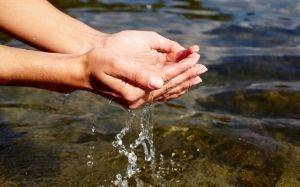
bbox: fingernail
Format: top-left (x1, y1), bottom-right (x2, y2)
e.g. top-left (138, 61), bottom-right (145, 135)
top-left (199, 65), bottom-right (208, 73)
top-left (194, 78), bottom-right (202, 84)
top-left (190, 45), bottom-right (199, 52)
top-left (149, 77), bottom-right (164, 89)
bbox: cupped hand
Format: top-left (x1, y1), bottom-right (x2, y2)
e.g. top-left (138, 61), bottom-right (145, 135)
top-left (99, 30), bottom-right (207, 108)
top-left (82, 45), bottom-right (207, 109)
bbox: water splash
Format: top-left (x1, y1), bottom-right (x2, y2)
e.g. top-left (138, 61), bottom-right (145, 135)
top-left (86, 122), bottom-right (96, 183)
top-left (112, 106), bottom-right (155, 186)
top-left (87, 124), bottom-right (96, 169)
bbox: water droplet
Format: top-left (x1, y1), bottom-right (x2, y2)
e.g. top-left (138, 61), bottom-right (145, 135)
top-left (91, 126), bottom-right (96, 133)
top-left (128, 152), bottom-right (137, 164)
top-left (112, 139), bottom-right (122, 148)
top-left (116, 173), bottom-right (122, 180)
top-left (87, 161), bottom-right (93, 167)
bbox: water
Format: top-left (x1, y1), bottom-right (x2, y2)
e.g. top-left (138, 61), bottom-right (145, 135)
top-left (0, 0), bottom-right (299, 186)
top-left (112, 107), bottom-right (156, 186)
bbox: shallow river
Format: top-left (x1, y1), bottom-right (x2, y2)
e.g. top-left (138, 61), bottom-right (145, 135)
top-left (0, 0), bottom-right (299, 186)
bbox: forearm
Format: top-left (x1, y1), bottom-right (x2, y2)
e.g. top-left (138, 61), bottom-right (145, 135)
top-left (0, 0), bottom-right (105, 54)
top-left (0, 45), bottom-right (87, 92)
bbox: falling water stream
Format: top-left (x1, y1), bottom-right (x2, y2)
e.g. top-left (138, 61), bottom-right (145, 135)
top-left (112, 106), bottom-right (156, 187)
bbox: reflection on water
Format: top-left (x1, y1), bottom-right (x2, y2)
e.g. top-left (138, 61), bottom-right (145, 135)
top-left (1, 0), bottom-right (300, 186)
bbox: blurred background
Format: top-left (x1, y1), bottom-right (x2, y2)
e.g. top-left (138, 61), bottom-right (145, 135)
top-left (0, 0), bottom-right (299, 186)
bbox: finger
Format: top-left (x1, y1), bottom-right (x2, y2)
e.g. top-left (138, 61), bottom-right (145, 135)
top-left (150, 64), bottom-right (206, 98)
top-left (130, 75), bottom-right (202, 108)
top-left (166, 45), bottom-right (200, 62)
top-left (101, 73), bottom-right (146, 103)
top-left (149, 32), bottom-right (185, 52)
top-left (90, 89), bottom-right (135, 109)
top-left (157, 90), bottom-right (188, 102)
top-left (155, 76), bottom-right (202, 101)
top-left (94, 90), bottom-right (126, 106)
top-left (166, 48), bottom-right (192, 63)
top-left (109, 58), bottom-right (164, 90)
top-left (128, 92), bottom-right (155, 109)
top-left (188, 45), bottom-right (199, 53)
top-left (162, 53), bottom-right (200, 81)
top-left (165, 76), bottom-right (202, 97)
top-left (128, 99), bottom-right (145, 110)
top-left (166, 90), bottom-right (187, 101)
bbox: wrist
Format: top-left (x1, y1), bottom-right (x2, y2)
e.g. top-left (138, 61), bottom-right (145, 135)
top-left (78, 30), bottom-right (108, 54)
top-left (69, 53), bottom-right (92, 91)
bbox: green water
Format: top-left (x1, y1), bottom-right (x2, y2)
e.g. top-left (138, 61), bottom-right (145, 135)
top-left (0, 0), bottom-right (299, 186)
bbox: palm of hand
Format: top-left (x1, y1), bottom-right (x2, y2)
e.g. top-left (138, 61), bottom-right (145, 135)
top-left (103, 31), bottom-right (178, 69)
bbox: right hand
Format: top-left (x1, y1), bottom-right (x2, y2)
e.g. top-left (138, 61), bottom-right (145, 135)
top-left (81, 47), bottom-right (206, 109)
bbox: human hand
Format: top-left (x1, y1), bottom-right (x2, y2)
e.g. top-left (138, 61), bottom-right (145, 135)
top-left (102, 30), bottom-right (200, 68)
top-left (99, 30), bottom-right (207, 107)
top-left (81, 46), bottom-right (206, 109)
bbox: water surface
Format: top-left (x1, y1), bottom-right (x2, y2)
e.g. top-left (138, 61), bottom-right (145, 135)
top-left (0, 0), bottom-right (299, 186)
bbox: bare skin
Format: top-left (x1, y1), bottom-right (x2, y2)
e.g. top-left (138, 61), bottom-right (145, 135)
top-left (0, 0), bottom-right (207, 109)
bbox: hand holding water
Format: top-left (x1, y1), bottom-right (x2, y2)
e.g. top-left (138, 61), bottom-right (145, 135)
top-left (0, 1), bottom-right (208, 109)
top-left (96, 30), bottom-right (207, 108)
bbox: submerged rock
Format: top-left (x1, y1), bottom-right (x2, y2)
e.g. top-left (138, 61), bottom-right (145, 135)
top-left (203, 55), bottom-right (300, 85)
top-left (148, 125), bottom-right (299, 187)
top-left (196, 89), bottom-right (300, 119)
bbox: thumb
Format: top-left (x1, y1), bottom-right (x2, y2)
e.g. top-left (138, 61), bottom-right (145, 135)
top-left (145, 74), bottom-right (165, 90)
top-left (167, 45), bottom-right (200, 62)
top-left (149, 32), bottom-right (185, 52)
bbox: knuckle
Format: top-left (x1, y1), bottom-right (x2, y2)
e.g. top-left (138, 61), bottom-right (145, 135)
top-left (125, 90), bottom-right (144, 103)
top-left (162, 69), bottom-right (172, 81)
top-left (131, 71), bottom-right (139, 85)
top-left (123, 92), bottom-right (138, 103)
